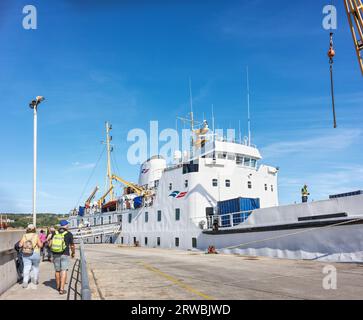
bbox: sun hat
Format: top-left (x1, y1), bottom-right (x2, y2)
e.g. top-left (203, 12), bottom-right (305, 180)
top-left (59, 220), bottom-right (69, 227)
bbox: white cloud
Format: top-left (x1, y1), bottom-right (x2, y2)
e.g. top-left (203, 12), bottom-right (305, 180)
top-left (261, 128), bottom-right (362, 159)
top-left (279, 164), bottom-right (363, 202)
top-left (71, 162), bottom-right (96, 170)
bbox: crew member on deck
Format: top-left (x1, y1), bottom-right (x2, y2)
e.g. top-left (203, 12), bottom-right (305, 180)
top-left (301, 184), bottom-right (310, 203)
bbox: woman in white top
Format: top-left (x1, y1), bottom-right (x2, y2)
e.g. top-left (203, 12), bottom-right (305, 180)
top-left (19, 224), bottom-right (43, 288)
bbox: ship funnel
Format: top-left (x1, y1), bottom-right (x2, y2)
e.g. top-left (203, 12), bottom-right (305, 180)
top-left (138, 155), bottom-right (166, 187)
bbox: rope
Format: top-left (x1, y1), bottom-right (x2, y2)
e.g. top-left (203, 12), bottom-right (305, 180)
top-left (74, 146), bottom-right (106, 209)
top-left (328, 32), bottom-right (337, 128)
top-left (219, 216), bottom-right (363, 250)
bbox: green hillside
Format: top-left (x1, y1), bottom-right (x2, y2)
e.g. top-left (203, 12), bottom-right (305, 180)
top-left (1, 213), bottom-right (68, 229)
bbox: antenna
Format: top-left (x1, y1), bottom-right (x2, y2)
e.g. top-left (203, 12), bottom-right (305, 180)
top-left (211, 104), bottom-right (215, 134)
top-left (246, 66), bottom-right (251, 146)
top-left (238, 120), bottom-right (241, 144)
top-left (189, 77), bottom-right (194, 130)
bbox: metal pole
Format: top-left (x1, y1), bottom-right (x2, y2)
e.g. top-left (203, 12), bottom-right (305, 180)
top-left (33, 106), bottom-right (37, 227)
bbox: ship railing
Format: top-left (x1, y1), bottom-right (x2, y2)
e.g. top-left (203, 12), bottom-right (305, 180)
top-left (79, 238), bottom-right (92, 300)
top-left (191, 210), bottom-right (253, 230)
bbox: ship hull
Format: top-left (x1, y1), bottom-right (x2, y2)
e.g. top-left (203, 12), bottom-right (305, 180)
top-left (199, 221), bottom-right (363, 262)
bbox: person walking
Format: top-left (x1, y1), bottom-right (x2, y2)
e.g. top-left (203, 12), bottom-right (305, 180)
top-left (18, 224), bottom-right (43, 288)
top-left (39, 229), bottom-right (47, 260)
top-left (45, 227), bottom-right (56, 262)
top-left (49, 220), bottom-right (75, 295)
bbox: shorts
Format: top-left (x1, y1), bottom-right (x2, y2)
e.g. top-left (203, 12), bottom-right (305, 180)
top-left (53, 254), bottom-right (69, 272)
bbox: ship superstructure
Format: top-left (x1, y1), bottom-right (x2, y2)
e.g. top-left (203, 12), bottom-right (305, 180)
top-left (69, 116), bottom-right (363, 262)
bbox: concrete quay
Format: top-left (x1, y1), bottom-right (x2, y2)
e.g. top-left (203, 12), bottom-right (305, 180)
top-left (84, 244), bottom-right (363, 300)
top-left (1, 243), bottom-right (363, 300)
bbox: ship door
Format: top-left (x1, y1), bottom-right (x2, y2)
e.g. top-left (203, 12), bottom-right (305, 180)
top-left (206, 207), bottom-right (214, 228)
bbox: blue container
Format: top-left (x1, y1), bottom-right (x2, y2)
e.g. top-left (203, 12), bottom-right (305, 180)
top-left (134, 196), bottom-right (143, 208)
top-left (78, 206), bottom-right (85, 217)
top-left (217, 197), bottom-right (260, 227)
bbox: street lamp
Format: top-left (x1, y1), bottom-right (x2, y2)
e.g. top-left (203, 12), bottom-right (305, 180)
top-left (29, 96), bottom-right (45, 227)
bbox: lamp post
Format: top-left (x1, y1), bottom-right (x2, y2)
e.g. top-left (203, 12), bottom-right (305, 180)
top-left (29, 96), bottom-right (45, 227)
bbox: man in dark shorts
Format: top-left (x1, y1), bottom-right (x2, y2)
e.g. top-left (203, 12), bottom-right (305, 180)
top-left (50, 220), bottom-right (75, 295)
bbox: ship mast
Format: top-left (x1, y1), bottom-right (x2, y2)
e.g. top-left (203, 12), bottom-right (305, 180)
top-left (105, 121), bottom-right (114, 201)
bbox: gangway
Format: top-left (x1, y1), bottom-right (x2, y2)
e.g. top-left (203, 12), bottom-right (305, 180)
top-left (71, 222), bottom-right (121, 243)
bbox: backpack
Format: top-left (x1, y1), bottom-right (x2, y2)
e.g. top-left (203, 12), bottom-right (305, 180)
top-left (22, 234), bottom-right (37, 256)
top-left (50, 231), bottom-right (68, 253)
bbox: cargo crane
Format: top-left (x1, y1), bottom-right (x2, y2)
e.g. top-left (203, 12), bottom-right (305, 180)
top-left (97, 185), bottom-right (114, 207)
top-left (85, 186), bottom-right (99, 208)
top-left (344, 0), bottom-right (363, 75)
top-left (111, 174), bottom-right (145, 196)
top-left (327, 1), bottom-right (363, 128)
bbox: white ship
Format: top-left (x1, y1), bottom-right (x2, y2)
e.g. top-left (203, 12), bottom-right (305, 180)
top-left (69, 117), bottom-right (363, 263)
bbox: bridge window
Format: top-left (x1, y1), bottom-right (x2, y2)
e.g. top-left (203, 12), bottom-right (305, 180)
top-left (175, 237), bottom-right (180, 247)
top-left (175, 208), bottom-right (180, 221)
top-left (236, 155), bottom-right (243, 165)
top-left (248, 181), bottom-right (252, 189)
top-left (227, 153), bottom-right (235, 161)
top-left (157, 237), bottom-right (161, 246)
top-left (225, 179), bottom-right (231, 187)
top-left (157, 210), bottom-right (162, 222)
top-left (212, 179), bottom-right (218, 187)
top-left (183, 163), bottom-right (199, 174)
top-left (244, 157), bottom-right (250, 167)
top-left (128, 213), bottom-right (132, 223)
top-left (144, 237), bottom-right (148, 246)
top-left (145, 211), bottom-right (149, 223)
top-left (108, 216), bottom-right (111, 224)
top-left (101, 217), bottom-right (104, 225)
top-left (217, 152), bottom-right (227, 159)
top-left (251, 159), bottom-right (257, 168)
top-left (192, 238), bottom-right (197, 248)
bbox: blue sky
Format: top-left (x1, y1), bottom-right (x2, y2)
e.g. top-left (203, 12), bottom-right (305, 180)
top-left (0, 0), bottom-right (362, 213)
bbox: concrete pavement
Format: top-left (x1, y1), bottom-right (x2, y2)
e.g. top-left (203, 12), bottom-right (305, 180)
top-left (0, 255), bottom-right (79, 300)
top-left (85, 244), bottom-right (363, 300)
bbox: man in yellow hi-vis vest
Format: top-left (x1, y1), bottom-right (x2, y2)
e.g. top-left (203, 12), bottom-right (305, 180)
top-left (301, 184), bottom-right (310, 203)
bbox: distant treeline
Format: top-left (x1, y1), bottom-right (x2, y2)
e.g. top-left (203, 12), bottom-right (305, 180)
top-left (0, 213), bottom-right (68, 229)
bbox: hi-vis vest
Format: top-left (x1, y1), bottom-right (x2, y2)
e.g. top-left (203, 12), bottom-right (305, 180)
top-left (301, 186), bottom-right (309, 196)
top-left (51, 231), bottom-right (68, 253)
